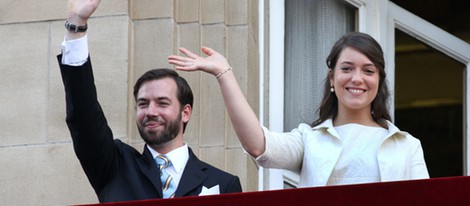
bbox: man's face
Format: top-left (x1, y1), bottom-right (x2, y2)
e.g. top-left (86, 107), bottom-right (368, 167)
top-left (135, 78), bottom-right (186, 147)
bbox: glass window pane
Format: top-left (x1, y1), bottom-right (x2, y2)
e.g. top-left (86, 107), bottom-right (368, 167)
top-left (394, 29), bottom-right (465, 177)
top-left (284, 0), bottom-right (356, 131)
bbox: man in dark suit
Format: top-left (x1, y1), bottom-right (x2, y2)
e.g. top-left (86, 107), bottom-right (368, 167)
top-left (58, 0), bottom-right (242, 203)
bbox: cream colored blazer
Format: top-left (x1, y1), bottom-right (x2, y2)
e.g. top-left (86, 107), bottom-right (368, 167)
top-left (256, 119), bottom-right (429, 187)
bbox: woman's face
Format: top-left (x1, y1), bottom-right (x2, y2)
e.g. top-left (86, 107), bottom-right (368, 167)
top-left (330, 47), bottom-right (380, 114)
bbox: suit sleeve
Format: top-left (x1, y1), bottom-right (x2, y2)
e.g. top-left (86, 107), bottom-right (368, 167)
top-left (225, 176), bottom-right (242, 193)
top-left (58, 54), bottom-right (118, 194)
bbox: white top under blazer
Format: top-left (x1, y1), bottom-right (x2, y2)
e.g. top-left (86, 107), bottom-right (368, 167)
top-left (255, 119), bottom-right (429, 187)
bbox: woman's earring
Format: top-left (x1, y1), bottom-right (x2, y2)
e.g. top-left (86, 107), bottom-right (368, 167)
top-left (330, 87), bottom-right (335, 93)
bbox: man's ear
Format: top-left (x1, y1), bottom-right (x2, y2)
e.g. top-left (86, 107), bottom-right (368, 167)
top-left (181, 104), bottom-right (192, 123)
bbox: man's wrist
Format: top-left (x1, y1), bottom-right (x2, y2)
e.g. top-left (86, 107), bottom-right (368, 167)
top-left (65, 21), bottom-right (88, 33)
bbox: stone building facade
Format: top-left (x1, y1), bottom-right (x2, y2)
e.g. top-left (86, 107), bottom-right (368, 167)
top-left (0, 0), bottom-right (259, 205)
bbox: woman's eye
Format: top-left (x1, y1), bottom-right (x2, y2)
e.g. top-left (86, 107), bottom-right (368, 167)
top-left (364, 68), bottom-right (376, 74)
top-left (341, 67), bottom-right (352, 72)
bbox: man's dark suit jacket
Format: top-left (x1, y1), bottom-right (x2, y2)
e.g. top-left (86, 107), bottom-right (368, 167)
top-left (58, 55), bottom-right (242, 203)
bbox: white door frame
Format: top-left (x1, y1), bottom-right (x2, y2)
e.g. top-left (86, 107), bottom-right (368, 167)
top-left (387, 2), bottom-right (470, 174)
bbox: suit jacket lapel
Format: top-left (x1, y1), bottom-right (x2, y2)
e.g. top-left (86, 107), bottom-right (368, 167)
top-left (137, 146), bottom-right (163, 197)
top-left (175, 148), bottom-right (208, 197)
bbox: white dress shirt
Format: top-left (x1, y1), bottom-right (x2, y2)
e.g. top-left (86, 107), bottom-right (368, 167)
top-left (147, 144), bottom-right (190, 187)
top-left (61, 35), bottom-right (89, 66)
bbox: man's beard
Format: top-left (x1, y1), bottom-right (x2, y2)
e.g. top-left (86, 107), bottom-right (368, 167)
top-left (137, 112), bottom-right (182, 147)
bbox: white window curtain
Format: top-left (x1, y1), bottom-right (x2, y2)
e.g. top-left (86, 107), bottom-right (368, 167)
top-left (284, 0), bottom-right (356, 131)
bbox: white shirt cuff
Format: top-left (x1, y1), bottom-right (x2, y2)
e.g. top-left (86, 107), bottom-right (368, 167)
top-left (60, 35), bottom-right (89, 66)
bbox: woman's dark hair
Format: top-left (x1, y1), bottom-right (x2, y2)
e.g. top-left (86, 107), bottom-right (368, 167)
top-left (133, 68), bottom-right (194, 132)
top-left (311, 32), bottom-right (391, 128)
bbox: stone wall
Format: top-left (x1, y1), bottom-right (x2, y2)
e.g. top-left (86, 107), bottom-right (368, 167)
top-left (0, 0), bottom-right (259, 205)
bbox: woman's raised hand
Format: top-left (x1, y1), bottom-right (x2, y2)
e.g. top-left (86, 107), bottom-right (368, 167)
top-left (169, 46), bottom-right (265, 158)
top-left (168, 47), bottom-right (231, 77)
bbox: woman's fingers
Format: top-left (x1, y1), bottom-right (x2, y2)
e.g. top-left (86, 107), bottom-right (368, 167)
top-left (178, 47), bottom-right (200, 59)
top-left (169, 46), bottom-right (226, 76)
top-left (201, 46), bottom-right (214, 56)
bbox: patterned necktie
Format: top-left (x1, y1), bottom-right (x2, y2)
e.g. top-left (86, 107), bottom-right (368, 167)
top-left (156, 155), bottom-right (176, 198)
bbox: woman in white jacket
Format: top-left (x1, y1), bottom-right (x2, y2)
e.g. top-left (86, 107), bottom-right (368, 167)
top-left (168, 32), bottom-right (429, 187)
